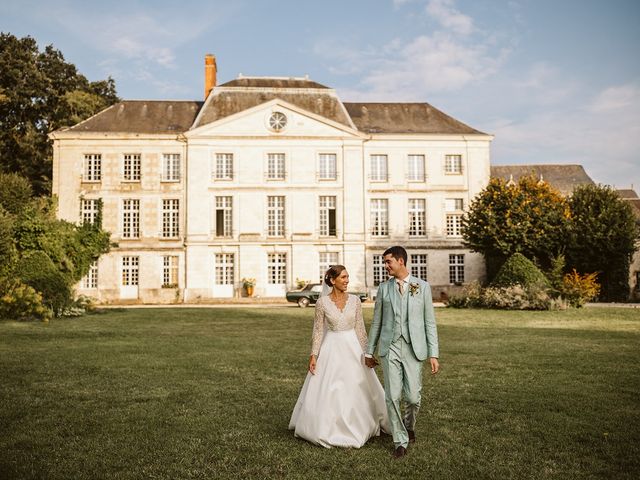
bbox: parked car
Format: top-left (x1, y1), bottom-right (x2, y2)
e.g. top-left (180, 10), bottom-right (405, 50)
top-left (286, 283), bottom-right (368, 308)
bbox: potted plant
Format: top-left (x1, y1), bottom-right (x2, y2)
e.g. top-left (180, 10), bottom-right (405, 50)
top-left (242, 278), bottom-right (256, 297)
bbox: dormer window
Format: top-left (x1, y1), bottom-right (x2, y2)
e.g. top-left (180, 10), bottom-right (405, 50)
top-left (269, 112), bottom-right (287, 132)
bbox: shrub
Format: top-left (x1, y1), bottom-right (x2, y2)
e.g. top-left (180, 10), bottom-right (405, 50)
top-left (0, 279), bottom-right (51, 321)
top-left (15, 251), bottom-right (72, 316)
top-left (561, 270), bottom-right (601, 307)
top-left (492, 253), bottom-right (549, 288)
top-left (481, 284), bottom-right (555, 310)
top-left (447, 282), bottom-right (483, 308)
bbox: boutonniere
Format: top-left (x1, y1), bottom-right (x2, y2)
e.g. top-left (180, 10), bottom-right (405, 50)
top-left (409, 283), bottom-right (420, 296)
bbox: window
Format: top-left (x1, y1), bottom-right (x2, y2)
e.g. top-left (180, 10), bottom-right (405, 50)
top-left (319, 252), bottom-right (339, 282)
top-left (370, 155), bottom-right (388, 182)
top-left (122, 199), bottom-right (140, 239)
top-left (267, 153), bottom-right (286, 180)
top-left (162, 154), bottom-right (181, 182)
top-left (318, 153), bottom-right (337, 180)
top-left (408, 199), bottom-right (426, 237)
top-left (449, 254), bottom-right (465, 284)
top-left (123, 154), bottom-right (141, 181)
top-left (162, 199), bottom-right (180, 238)
top-left (215, 253), bottom-right (235, 285)
top-left (83, 154), bottom-right (101, 182)
top-left (319, 196), bottom-right (337, 237)
top-left (446, 198), bottom-right (464, 237)
top-left (269, 112), bottom-right (287, 131)
top-left (82, 262), bottom-right (98, 289)
top-left (373, 254), bottom-right (386, 286)
top-left (267, 196), bottom-right (285, 237)
top-left (162, 256), bottom-right (179, 287)
top-left (268, 253), bottom-right (287, 284)
top-left (81, 198), bottom-right (100, 225)
top-left (410, 254), bottom-right (428, 281)
top-left (214, 153), bottom-right (233, 180)
top-left (445, 155), bottom-right (462, 174)
top-left (215, 196), bottom-right (233, 237)
top-left (370, 199), bottom-right (388, 236)
top-left (407, 155), bottom-right (425, 182)
top-left (121, 256), bottom-right (139, 286)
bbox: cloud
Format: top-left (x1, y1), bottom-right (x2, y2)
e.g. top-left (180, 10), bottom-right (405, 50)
top-left (426, 0), bottom-right (474, 36)
top-left (589, 83), bottom-right (640, 113)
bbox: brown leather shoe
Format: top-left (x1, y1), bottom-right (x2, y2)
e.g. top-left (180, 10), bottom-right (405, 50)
top-left (393, 446), bottom-right (407, 459)
top-left (408, 430), bottom-right (416, 443)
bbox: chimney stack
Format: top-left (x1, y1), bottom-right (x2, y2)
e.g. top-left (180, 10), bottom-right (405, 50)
top-left (204, 54), bottom-right (217, 99)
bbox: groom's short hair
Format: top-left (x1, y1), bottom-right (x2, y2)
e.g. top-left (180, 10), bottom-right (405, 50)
top-left (383, 246), bottom-right (408, 265)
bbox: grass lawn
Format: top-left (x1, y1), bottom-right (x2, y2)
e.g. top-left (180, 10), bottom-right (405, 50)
top-left (1, 307), bottom-right (639, 479)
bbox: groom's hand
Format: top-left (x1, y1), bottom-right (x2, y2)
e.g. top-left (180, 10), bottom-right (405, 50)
top-left (364, 356), bottom-right (378, 368)
top-left (429, 357), bottom-right (440, 375)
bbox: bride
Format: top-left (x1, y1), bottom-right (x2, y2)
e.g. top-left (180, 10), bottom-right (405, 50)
top-left (289, 265), bottom-right (389, 448)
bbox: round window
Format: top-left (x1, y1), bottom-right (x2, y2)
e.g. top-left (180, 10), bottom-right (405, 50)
top-left (269, 112), bottom-right (287, 132)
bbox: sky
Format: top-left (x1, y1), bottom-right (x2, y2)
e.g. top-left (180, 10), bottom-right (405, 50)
top-left (2, 0), bottom-right (639, 190)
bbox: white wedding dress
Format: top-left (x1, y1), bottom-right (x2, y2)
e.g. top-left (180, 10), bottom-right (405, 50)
top-left (289, 294), bottom-right (389, 448)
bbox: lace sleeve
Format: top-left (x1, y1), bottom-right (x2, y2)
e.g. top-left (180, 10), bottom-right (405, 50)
top-left (354, 297), bottom-right (367, 352)
top-left (311, 298), bottom-right (326, 356)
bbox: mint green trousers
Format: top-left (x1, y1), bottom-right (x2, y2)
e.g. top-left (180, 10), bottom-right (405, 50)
top-left (380, 336), bottom-right (423, 448)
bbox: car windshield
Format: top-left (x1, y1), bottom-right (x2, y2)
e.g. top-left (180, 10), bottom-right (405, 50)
top-left (310, 285), bottom-right (323, 293)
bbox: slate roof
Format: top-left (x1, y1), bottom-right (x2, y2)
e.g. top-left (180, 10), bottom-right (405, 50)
top-left (616, 189), bottom-right (639, 199)
top-left (490, 164), bottom-right (594, 196)
top-left (343, 103), bottom-right (484, 135)
top-left (57, 77), bottom-right (487, 136)
top-left (66, 101), bottom-right (203, 134)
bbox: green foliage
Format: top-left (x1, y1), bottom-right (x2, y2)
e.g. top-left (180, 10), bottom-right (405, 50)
top-left (0, 278), bottom-right (51, 321)
top-left (561, 270), bottom-right (601, 308)
top-left (0, 207), bottom-right (16, 274)
top-left (463, 175), bottom-right (569, 281)
top-left (567, 185), bottom-right (639, 301)
top-left (0, 33), bottom-right (119, 194)
top-left (491, 253), bottom-right (549, 288)
top-left (0, 171), bottom-right (33, 215)
top-left (448, 282), bottom-right (561, 310)
top-left (15, 250), bottom-right (71, 316)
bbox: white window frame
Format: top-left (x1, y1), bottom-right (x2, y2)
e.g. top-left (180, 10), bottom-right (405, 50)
top-left (408, 198), bottom-right (426, 237)
top-left (82, 261), bottom-right (98, 289)
top-left (214, 253), bottom-right (235, 285)
top-left (121, 256), bottom-right (139, 286)
top-left (407, 154), bottom-right (425, 182)
top-left (370, 199), bottom-right (388, 236)
top-left (83, 154), bottom-right (101, 182)
top-left (267, 153), bottom-right (286, 180)
top-left (214, 196), bottom-right (233, 238)
top-left (161, 199), bottom-right (180, 238)
top-left (410, 254), bottom-right (428, 281)
top-left (122, 199), bottom-right (140, 239)
top-left (449, 254), bottom-right (465, 284)
top-left (162, 154), bottom-right (181, 182)
top-left (373, 254), bottom-right (387, 286)
top-left (319, 196), bottom-right (337, 237)
top-left (267, 253), bottom-right (287, 284)
top-left (319, 252), bottom-right (339, 282)
top-left (318, 153), bottom-right (337, 180)
top-left (446, 214), bottom-right (463, 237)
top-left (214, 153), bottom-right (234, 181)
top-left (123, 153), bottom-right (141, 182)
top-left (370, 155), bottom-right (388, 182)
top-left (81, 198), bottom-right (100, 225)
top-left (267, 196), bottom-right (285, 237)
top-left (162, 255), bottom-right (179, 287)
top-left (445, 154), bottom-right (463, 174)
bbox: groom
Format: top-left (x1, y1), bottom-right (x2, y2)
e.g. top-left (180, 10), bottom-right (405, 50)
top-left (365, 246), bottom-right (439, 459)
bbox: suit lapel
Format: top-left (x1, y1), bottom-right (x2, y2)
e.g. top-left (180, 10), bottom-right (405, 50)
top-left (390, 277), bottom-right (401, 316)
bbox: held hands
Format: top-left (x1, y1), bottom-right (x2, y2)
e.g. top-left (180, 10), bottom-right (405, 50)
top-left (309, 355), bottom-right (317, 375)
top-left (364, 356), bottom-right (379, 369)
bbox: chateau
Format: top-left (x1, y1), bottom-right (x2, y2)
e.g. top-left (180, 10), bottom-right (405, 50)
top-left (50, 55), bottom-right (493, 303)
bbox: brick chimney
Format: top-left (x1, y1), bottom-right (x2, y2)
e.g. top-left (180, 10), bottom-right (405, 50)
top-left (204, 54), bottom-right (217, 99)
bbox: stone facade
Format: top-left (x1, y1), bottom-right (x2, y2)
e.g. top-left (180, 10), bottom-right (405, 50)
top-left (51, 66), bottom-right (493, 304)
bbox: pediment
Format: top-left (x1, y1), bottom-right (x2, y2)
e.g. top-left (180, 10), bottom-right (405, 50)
top-left (185, 99), bottom-right (362, 138)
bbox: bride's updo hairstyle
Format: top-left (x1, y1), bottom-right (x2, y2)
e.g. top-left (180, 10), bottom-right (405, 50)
top-left (324, 264), bottom-right (346, 287)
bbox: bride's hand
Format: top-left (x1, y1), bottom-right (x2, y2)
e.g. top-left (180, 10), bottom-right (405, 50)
top-left (309, 355), bottom-right (317, 375)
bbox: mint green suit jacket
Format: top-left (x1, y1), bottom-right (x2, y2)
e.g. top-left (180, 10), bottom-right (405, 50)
top-left (366, 276), bottom-right (439, 361)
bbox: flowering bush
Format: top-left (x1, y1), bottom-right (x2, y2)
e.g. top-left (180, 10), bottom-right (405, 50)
top-left (561, 270), bottom-right (600, 307)
top-left (0, 279), bottom-right (51, 321)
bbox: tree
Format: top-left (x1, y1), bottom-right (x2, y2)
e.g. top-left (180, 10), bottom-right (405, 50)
top-left (567, 185), bottom-right (639, 302)
top-left (0, 33), bottom-right (118, 194)
top-left (462, 175), bottom-right (570, 281)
